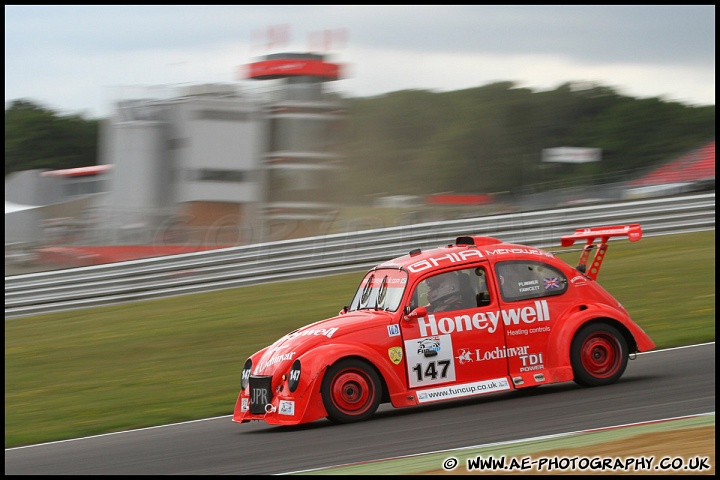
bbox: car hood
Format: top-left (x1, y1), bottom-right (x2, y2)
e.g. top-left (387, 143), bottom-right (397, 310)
top-left (252, 311), bottom-right (385, 376)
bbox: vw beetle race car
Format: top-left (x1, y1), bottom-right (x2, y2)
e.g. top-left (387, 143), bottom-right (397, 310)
top-left (233, 224), bottom-right (655, 426)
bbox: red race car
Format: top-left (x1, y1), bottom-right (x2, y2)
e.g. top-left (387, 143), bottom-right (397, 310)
top-left (233, 224), bottom-right (654, 426)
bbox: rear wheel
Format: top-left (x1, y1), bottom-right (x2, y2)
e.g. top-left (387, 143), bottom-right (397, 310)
top-left (321, 359), bottom-right (382, 424)
top-left (571, 323), bottom-right (628, 387)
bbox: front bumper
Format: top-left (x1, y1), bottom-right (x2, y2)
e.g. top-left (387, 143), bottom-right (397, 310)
top-left (232, 374), bottom-right (327, 426)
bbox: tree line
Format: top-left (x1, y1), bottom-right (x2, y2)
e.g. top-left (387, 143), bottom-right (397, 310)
top-left (5, 81), bottom-right (715, 202)
top-left (339, 81), bottom-right (714, 201)
top-left (5, 100), bottom-right (99, 177)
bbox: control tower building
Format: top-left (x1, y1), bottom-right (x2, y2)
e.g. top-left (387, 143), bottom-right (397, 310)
top-left (97, 51), bottom-right (346, 248)
top-left (242, 52), bottom-right (347, 240)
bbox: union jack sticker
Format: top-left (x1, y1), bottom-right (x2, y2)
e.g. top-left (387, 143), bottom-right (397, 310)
top-left (544, 277), bottom-right (560, 289)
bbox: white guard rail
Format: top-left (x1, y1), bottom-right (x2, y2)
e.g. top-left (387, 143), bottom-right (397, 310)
top-left (5, 193), bottom-right (715, 319)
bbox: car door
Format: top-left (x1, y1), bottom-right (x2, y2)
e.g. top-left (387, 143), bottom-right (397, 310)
top-left (400, 265), bottom-right (511, 401)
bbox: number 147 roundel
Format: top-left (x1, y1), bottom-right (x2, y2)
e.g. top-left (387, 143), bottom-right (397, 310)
top-left (233, 224), bottom-right (654, 426)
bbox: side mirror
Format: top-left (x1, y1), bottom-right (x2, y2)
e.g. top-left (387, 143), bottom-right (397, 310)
top-left (404, 305), bottom-right (427, 321)
top-left (339, 305), bottom-right (349, 316)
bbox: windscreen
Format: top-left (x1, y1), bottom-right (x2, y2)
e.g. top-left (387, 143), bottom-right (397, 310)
top-left (349, 269), bottom-right (408, 312)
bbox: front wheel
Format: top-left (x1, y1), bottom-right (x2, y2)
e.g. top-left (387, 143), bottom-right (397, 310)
top-left (571, 323), bottom-right (628, 387)
top-left (321, 359), bottom-right (382, 424)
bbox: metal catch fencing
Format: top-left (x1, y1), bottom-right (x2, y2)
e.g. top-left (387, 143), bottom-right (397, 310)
top-left (5, 193), bottom-right (715, 319)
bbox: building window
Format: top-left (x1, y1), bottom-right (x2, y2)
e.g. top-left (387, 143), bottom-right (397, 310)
top-left (63, 179), bottom-right (106, 197)
top-left (269, 117), bottom-right (344, 152)
top-left (195, 110), bottom-right (254, 122)
top-left (189, 169), bottom-right (255, 183)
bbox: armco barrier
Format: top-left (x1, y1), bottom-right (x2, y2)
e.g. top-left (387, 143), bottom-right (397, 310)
top-left (4, 193), bottom-right (715, 319)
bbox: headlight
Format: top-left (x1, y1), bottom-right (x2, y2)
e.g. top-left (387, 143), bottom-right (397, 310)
top-left (241, 358), bottom-right (252, 390)
top-left (288, 359), bottom-right (301, 392)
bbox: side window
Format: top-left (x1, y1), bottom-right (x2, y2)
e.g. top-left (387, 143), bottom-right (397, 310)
top-left (414, 267), bottom-right (491, 313)
top-left (495, 261), bottom-right (568, 302)
top-left (456, 267), bottom-right (491, 308)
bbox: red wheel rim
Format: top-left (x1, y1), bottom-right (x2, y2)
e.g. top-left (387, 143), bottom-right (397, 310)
top-left (580, 333), bottom-right (622, 378)
top-left (330, 369), bottom-right (374, 415)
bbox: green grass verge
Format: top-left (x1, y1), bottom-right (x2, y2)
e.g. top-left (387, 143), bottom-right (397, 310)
top-left (4, 230), bottom-right (715, 448)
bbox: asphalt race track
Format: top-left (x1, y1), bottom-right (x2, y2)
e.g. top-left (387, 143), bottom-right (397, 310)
top-left (5, 343), bottom-right (715, 475)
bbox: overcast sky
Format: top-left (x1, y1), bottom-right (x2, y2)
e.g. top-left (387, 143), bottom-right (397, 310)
top-left (4, 5), bottom-right (715, 119)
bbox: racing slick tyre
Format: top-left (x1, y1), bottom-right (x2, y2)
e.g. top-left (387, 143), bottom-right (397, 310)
top-left (321, 359), bottom-right (382, 424)
top-left (571, 323), bottom-right (629, 387)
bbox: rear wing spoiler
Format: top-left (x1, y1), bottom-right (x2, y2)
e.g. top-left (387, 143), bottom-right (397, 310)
top-left (560, 224), bottom-right (642, 280)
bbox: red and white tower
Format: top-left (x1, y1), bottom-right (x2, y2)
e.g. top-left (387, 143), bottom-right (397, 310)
top-left (241, 52), bottom-right (347, 239)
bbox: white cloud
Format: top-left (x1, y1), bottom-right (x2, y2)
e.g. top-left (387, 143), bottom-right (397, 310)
top-left (4, 5), bottom-right (715, 118)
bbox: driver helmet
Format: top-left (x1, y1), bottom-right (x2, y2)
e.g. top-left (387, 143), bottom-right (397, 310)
top-left (427, 273), bottom-right (461, 309)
